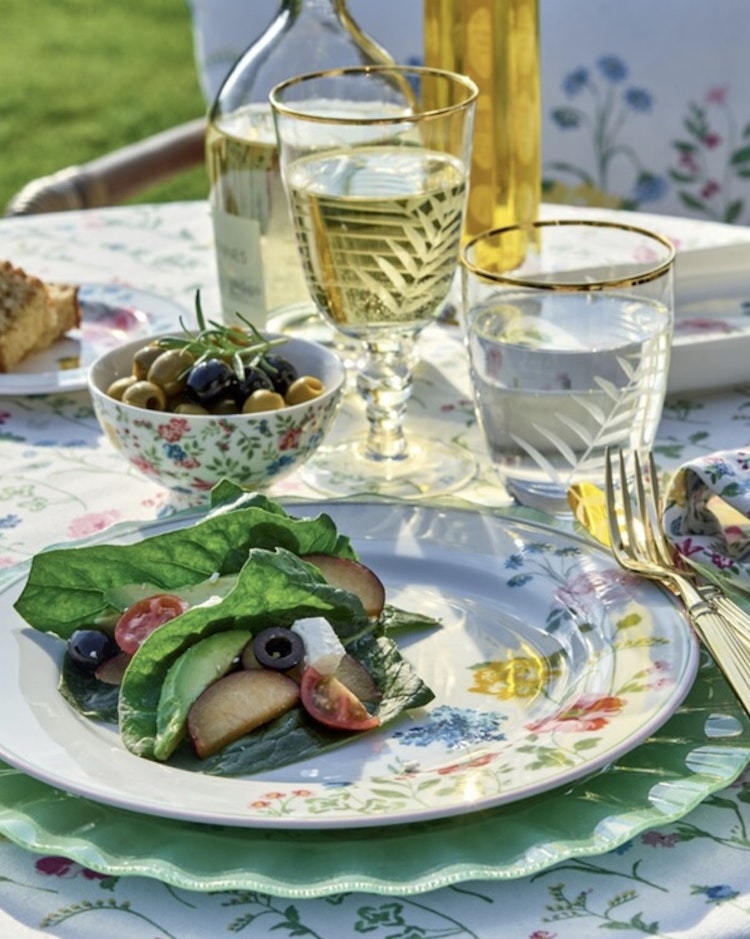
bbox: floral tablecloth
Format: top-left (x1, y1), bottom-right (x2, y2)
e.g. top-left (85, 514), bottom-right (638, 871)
top-left (0, 201), bottom-right (750, 937)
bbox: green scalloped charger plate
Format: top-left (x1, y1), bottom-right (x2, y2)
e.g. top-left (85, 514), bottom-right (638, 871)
top-left (0, 499), bottom-right (747, 896)
top-left (0, 655), bottom-right (746, 896)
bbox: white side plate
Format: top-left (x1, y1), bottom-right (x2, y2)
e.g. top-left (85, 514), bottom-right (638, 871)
top-left (0, 284), bottom-right (188, 395)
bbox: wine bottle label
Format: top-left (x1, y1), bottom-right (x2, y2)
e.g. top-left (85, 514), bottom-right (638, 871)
top-left (211, 207), bottom-right (266, 329)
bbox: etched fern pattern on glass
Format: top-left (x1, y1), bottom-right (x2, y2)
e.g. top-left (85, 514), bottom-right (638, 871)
top-left (287, 146), bottom-right (465, 332)
top-left (469, 292), bottom-right (671, 495)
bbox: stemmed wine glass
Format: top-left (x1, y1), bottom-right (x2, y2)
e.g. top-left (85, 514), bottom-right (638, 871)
top-left (270, 65), bottom-right (477, 497)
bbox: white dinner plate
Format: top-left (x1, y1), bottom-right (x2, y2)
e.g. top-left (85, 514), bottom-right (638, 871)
top-left (0, 284), bottom-right (188, 395)
top-left (3, 501), bottom-right (698, 829)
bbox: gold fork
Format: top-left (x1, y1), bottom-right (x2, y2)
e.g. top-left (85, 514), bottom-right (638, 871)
top-left (605, 448), bottom-right (750, 717)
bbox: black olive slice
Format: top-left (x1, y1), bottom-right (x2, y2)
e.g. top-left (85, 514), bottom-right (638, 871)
top-left (252, 626), bottom-right (305, 671)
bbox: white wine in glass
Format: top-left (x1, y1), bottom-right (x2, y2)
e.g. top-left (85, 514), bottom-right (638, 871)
top-left (271, 65), bottom-right (477, 497)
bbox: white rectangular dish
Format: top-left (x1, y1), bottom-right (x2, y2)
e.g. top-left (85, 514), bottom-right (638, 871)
top-left (669, 242), bottom-right (750, 393)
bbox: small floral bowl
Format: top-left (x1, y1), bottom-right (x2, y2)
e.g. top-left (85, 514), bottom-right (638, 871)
top-left (88, 332), bottom-right (345, 503)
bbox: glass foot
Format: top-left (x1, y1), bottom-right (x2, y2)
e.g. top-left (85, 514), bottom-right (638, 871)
top-left (300, 434), bottom-right (477, 499)
top-left (267, 301), bottom-right (333, 344)
top-left (503, 477), bottom-right (574, 516)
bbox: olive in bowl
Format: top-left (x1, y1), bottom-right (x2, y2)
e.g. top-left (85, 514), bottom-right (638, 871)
top-left (87, 333), bottom-right (345, 503)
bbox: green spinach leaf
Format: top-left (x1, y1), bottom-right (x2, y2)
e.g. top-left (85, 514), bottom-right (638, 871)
top-left (15, 501), bottom-right (355, 638)
top-left (59, 657), bottom-right (119, 723)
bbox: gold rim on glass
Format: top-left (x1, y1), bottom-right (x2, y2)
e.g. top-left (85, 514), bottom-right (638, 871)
top-left (269, 65), bottom-right (478, 124)
top-left (461, 218), bottom-right (676, 291)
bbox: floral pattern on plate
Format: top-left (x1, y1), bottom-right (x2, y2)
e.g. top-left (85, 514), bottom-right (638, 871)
top-left (229, 520), bottom-right (698, 823)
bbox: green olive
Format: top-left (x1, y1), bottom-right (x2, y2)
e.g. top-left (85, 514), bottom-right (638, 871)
top-left (242, 389), bottom-right (286, 413)
top-left (285, 375), bottom-right (325, 406)
top-left (132, 343), bottom-right (166, 380)
top-left (106, 375), bottom-right (138, 401)
top-left (147, 348), bottom-right (195, 398)
top-left (173, 400), bottom-right (209, 415)
top-left (122, 380), bottom-right (167, 411)
top-left (212, 398), bottom-right (240, 415)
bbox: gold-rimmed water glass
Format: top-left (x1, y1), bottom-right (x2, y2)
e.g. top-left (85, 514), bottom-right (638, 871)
top-left (461, 219), bottom-right (675, 513)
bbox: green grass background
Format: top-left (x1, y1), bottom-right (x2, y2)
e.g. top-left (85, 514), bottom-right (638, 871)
top-left (0, 0), bottom-right (209, 212)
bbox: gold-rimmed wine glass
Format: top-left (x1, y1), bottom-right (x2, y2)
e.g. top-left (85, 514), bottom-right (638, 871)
top-left (270, 65), bottom-right (477, 497)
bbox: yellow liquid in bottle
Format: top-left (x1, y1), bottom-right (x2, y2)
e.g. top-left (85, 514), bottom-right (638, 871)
top-left (424, 0), bottom-right (540, 240)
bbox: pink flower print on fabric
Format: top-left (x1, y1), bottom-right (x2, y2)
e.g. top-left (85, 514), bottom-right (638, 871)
top-left (706, 86), bottom-right (729, 106)
top-left (669, 85), bottom-right (750, 224)
top-left (35, 856), bottom-right (109, 880)
top-left (641, 830), bottom-right (679, 848)
top-left (67, 510), bottom-right (122, 539)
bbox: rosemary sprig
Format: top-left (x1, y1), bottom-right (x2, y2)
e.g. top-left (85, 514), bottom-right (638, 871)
top-left (155, 292), bottom-right (287, 380)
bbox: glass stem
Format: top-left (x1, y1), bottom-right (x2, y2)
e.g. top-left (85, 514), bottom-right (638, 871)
top-left (357, 336), bottom-right (414, 461)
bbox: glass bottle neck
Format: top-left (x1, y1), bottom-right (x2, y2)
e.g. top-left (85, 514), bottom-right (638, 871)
top-left (212, 0), bottom-right (392, 113)
top-left (279, 0), bottom-right (347, 18)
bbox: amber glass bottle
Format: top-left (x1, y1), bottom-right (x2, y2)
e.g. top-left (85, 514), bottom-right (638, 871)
top-left (424, 0), bottom-right (540, 239)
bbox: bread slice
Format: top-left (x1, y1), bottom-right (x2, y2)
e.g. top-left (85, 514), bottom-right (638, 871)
top-left (45, 282), bottom-right (81, 341)
top-left (0, 261), bottom-right (81, 372)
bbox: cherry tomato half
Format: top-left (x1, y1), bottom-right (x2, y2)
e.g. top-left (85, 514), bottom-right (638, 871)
top-left (299, 666), bottom-right (380, 732)
top-left (114, 594), bottom-right (188, 655)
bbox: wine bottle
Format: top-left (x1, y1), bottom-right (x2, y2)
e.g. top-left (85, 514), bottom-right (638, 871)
top-left (206, 0), bottom-right (394, 328)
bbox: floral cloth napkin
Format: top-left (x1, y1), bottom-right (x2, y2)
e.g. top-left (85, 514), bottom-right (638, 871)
top-left (663, 448), bottom-right (750, 594)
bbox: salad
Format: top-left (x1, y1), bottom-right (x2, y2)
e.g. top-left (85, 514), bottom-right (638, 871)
top-left (14, 485), bottom-right (438, 777)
